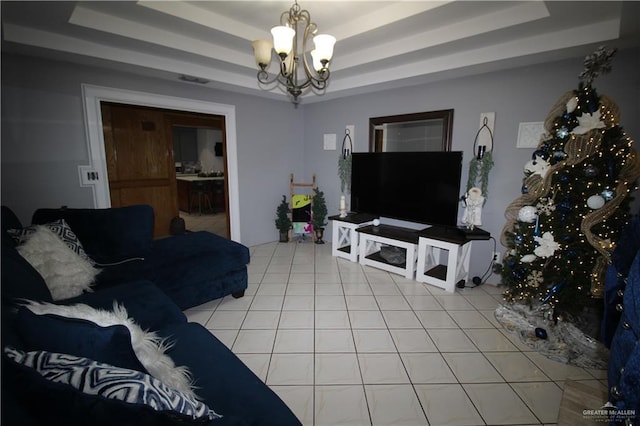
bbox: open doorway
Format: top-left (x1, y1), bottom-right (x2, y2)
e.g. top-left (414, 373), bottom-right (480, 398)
top-left (82, 84), bottom-right (241, 242)
top-left (166, 111), bottom-right (229, 239)
top-left (172, 123), bottom-right (229, 238)
top-left (100, 103), bottom-right (230, 239)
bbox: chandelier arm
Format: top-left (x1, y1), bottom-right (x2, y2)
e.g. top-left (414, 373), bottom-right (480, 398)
top-left (309, 69), bottom-right (330, 90)
top-left (257, 69), bottom-right (280, 85)
top-left (286, 71), bottom-right (328, 93)
top-left (300, 21), bottom-right (318, 81)
top-left (279, 56), bottom-right (293, 79)
top-left (280, 8), bottom-right (291, 26)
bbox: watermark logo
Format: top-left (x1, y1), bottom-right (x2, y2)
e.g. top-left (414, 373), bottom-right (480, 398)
top-left (583, 402), bottom-right (636, 423)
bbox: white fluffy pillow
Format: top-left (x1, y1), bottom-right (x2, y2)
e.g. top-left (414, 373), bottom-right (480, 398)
top-left (17, 226), bottom-right (98, 300)
top-left (22, 300), bottom-right (196, 399)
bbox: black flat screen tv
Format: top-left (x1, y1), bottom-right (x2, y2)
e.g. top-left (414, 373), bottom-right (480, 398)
top-left (351, 151), bottom-right (463, 228)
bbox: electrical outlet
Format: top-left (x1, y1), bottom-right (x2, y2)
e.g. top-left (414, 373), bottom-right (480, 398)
top-left (492, 251), bottom-right (500, 262)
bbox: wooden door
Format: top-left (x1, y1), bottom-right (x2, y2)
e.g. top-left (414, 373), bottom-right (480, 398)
top-left (101, 102), bottom-right (178, 237)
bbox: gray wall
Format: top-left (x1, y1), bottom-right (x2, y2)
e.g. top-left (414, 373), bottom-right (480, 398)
top-left (2, 48), bottom-right (639, 282)
top-left (1, 53), bottom-right (305, 246)
top-left (302, 47), bottom-right (640, 283)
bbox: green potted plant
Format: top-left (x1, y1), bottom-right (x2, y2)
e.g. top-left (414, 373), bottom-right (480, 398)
top-left (275, 195), bottom-right (291, 243)
top-left (311, 187), bottom-right (328, 244)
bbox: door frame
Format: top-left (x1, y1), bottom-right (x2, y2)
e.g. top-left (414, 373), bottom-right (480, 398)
top-left (81, 84), bottom-right (241, 242)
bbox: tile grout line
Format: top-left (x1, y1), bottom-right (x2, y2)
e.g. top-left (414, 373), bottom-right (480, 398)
top-left (263, 242), bottom-right (295, 388)
top-left (203, 242), bottom-right (604, 426)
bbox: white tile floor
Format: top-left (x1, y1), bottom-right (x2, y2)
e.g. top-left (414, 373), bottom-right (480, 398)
top-left (184, 241), bottom-right (609, 426)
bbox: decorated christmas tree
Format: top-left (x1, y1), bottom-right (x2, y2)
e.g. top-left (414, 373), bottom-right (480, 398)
top-left (500, 47), bottom-right (640, 323)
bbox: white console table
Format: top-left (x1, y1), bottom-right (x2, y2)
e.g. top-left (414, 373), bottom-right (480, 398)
top-left (329, 214), bottom-right (377, 262)
top-left (415, 227), bottom-right (473, 292)
top-left (330, 215), bottom-right (490, 292)
top-left (357, 225), bottom-right (420, 280)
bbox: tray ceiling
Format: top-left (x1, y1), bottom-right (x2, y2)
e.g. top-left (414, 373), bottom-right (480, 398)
top-left (2, 1), bottom-right (638, 103)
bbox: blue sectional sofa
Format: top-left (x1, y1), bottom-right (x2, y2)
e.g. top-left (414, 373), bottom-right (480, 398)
top-left (30, 205), bottom-right (250, 310)
top-left (1, 205), bottom-right (301, 425)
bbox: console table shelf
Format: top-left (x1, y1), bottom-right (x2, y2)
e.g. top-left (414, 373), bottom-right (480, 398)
top-left (329, 213), bottom-right (377, 262)
top-left (416, 227), bottom-right (473, 293)
top-left (357, 225), bottom-right (420, 279)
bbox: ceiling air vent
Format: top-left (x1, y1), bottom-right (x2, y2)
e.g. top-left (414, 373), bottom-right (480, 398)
top-left (179, 75), bottom-right (210, 85)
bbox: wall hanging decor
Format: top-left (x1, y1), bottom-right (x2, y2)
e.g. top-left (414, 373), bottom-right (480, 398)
top-left (338, 128), bottom-right (353, 196)
top-left (462, 116), bottom-right (495, 228)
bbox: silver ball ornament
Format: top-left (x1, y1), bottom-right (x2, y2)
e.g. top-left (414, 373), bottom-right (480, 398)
top-left (587, 195), bottom-right (605, 209)
top-left (517, 206), bottom-right (538, 223)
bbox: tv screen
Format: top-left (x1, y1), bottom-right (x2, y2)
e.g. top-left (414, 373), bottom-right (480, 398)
top-left (350, 151), bottom-right (463, 227)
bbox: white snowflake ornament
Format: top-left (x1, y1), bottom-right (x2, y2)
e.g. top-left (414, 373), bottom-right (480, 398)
top-left (527, 270), bottom-right (543, 288)
top-left (536, 198), bottom-right (556, 216)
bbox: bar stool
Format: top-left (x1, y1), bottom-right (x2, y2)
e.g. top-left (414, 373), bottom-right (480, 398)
top-left (190, 181), bottom-right (213, 215)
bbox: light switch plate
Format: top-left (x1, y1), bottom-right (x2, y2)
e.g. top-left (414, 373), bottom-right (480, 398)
top-left (78, 165), bottom-right (100, 186)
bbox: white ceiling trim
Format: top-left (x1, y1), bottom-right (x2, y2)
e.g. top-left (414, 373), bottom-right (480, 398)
top-left (137, 0), bottom-right (267, 42)
top-left (139, 0), bottom-right (453, 44)
top-left (335, 1), bottom-right (550, 72)
top-left (3, 13), bottom-right (622, 100)
top-left (1, 1), bottom-right (634, 103)
top-left (69, 5), bottom-right (254, 69)
top-left (323, 1), bottom-right (452, 41)
top-left (330, 18), bottom-right (622, 93)
top-left (2, 23), bottom-right (258, 90)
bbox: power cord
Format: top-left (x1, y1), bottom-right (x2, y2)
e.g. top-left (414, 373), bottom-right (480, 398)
top-left (457, 236), bottom-right (497, 289)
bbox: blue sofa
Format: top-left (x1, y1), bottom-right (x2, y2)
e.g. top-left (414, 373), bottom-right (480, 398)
top-left (30, 205), bottom-right (250, 310)
top-left (1, 205), bottom-right (301, 425)
top-left (603, 214), bottom-right (640, 425)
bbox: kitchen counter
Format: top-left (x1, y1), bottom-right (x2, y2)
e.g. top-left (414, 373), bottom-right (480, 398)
top-left (176, 176), bottom-right (225, 213)
top-left (176, 175), bottom-right (224, 182)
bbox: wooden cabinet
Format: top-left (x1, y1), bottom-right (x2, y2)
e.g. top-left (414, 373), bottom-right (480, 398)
top-left (177, 179), bottom-right (191, 212)
top-left (211, 180), bottom-right (225, 212)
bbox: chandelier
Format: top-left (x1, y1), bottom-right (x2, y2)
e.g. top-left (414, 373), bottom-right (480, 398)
top-left (252, 1), bottom-right (336, 104)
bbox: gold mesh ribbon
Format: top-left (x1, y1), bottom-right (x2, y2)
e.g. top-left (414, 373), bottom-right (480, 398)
top-left (502, 91), bottom-right (640, 298)
top-left (501, 163), bottom-right (563, 246)
top-left (599, 95), bottom-right (621, 126)
top-left (564, 132), bottom-right (602, 165)
top-left (590, 257), bottom-right (608, 298)
top-left (581, 148), bottom-right (640, 296)
top-left (578, 97), bottom-right (638, 297)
